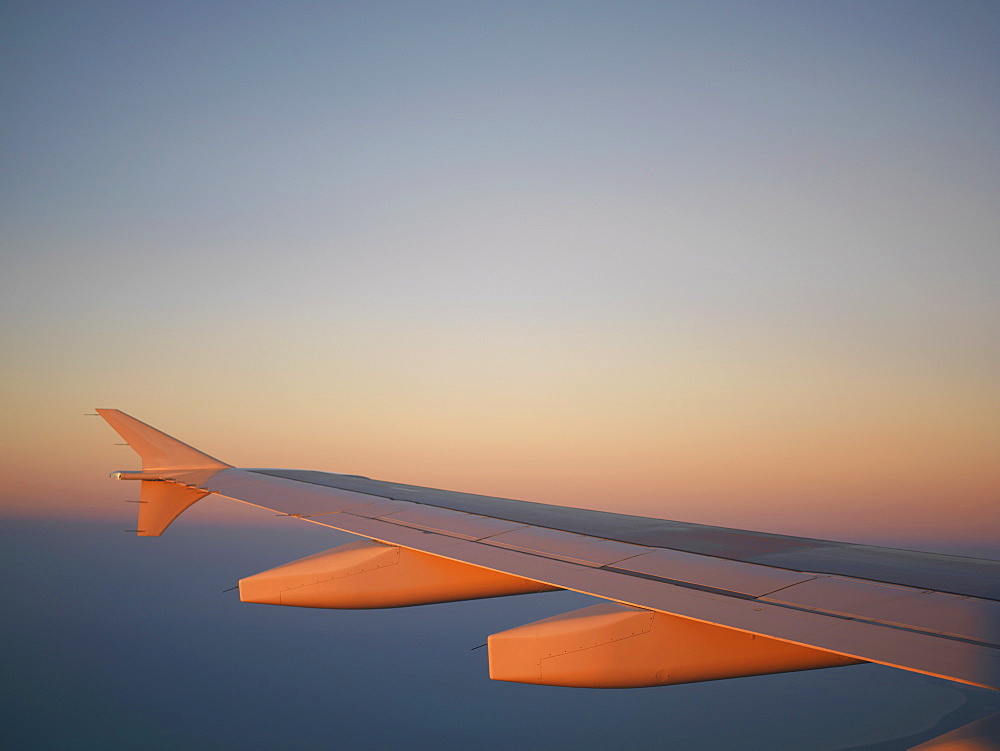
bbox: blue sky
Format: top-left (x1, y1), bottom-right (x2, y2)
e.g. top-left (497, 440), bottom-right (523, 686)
top-left (4, 1), bottom-right (998, 552)
top-left (3, 1), bottom-right (999, 550)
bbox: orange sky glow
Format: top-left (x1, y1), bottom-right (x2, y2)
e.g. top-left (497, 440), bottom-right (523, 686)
top-left (2, 2), bottom-right (997, 559)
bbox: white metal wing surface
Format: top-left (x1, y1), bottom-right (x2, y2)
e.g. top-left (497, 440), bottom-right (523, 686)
top-left (95, 409), bottom-right (1000, 691)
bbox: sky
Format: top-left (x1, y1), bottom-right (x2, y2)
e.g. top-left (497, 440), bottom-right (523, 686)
top-left (2, 0), bottom-right (998, 554)
top-left (2, 3), bottom-right (999, 748)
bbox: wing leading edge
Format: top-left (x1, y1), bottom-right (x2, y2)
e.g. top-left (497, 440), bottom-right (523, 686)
top-left (95, 410), bottom-right (1000, 691)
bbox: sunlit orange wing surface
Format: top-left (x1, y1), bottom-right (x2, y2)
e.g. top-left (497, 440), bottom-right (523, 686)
top-left (96, 410), bottom-right (1000, 691)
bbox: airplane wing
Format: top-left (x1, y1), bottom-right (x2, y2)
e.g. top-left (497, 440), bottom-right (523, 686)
top-left (95, 409), bottom-right (1000, 691)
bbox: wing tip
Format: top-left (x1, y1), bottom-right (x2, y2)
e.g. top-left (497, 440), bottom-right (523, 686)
top-left (95, 408), bottom-right (232, 470)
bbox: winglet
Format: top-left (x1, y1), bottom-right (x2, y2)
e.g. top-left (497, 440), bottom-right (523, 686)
top-left (95, 409), bottom-right (231, 470)
top-left (96, 410), bottom-right (231, 536)
top-left (135, 481), bottom-right (212, 537)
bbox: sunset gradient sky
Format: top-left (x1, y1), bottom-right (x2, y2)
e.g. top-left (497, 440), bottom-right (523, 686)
top-left (2, 1), bottom-right (998, 556)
